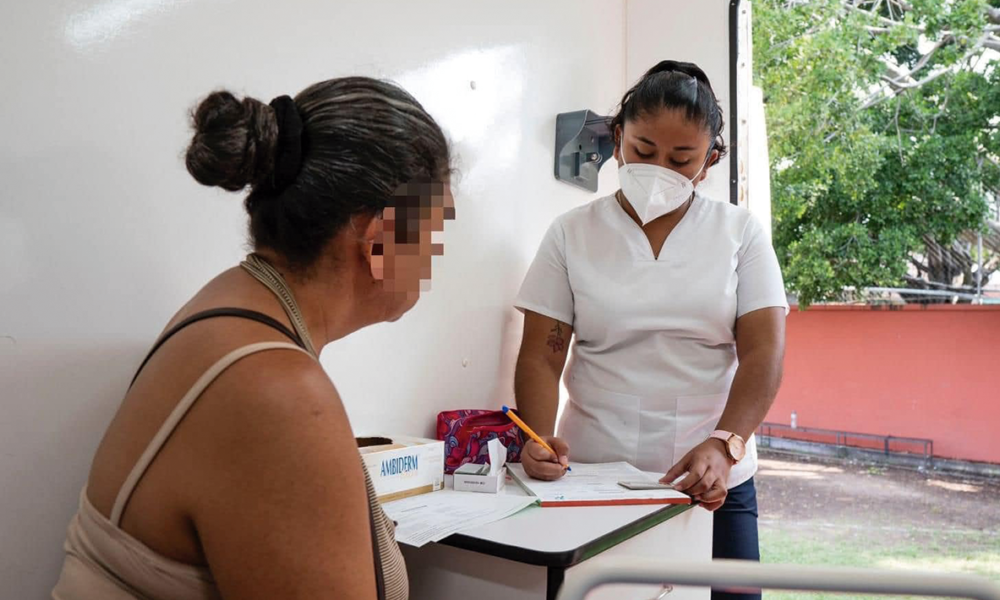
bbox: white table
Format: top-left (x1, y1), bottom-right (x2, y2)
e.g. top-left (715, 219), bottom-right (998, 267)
top-left (400, 474), bottom-right (713, 600)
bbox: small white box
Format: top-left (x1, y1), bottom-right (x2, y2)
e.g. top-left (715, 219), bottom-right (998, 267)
top-left (357, 435), bottom-right (445, 503)
top-left (452, 438), bottom-right (508, 494)
top-left (453, 464), bottom-right (507, 493)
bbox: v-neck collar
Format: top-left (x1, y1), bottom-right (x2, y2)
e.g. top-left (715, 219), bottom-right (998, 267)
top-left (609, 193), bottom-right (703, 263)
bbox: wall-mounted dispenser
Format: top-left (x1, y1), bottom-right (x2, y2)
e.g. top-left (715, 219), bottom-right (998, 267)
top-left (554, 109), bottom-right (614, 192)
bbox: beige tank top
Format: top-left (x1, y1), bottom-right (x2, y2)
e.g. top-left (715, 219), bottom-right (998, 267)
top-left (52, 341), bottom-right (408, 599)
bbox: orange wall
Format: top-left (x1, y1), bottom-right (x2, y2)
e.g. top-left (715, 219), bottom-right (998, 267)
top-left (766, 305), bottom-right (1000, 464)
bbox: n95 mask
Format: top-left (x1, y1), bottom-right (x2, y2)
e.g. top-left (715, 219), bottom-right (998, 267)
top-left (617, 140), bottom-right (710, 224)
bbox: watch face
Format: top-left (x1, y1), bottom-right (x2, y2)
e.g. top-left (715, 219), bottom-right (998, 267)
top-left (728, 436), bottom-right (747, 462)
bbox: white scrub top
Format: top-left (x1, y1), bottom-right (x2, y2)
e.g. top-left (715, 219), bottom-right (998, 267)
top-left (515, 193), bottom-right (788, 489)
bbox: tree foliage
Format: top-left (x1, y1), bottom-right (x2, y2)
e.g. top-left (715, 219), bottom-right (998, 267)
top-left (754, 0), bottom-right (1000, 305)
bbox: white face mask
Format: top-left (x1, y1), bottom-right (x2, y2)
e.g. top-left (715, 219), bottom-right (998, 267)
top-left (617, 139), bottom-right (711, 224)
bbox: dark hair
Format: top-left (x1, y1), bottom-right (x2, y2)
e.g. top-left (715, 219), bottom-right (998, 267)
top-left (610, 60), bottom-right (728, 160)
top-left (185, 77), bottom-right (451, 270)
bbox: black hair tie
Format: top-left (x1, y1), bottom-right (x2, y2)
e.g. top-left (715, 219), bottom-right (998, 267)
top-left (268, 95), bottom-right (304, 191)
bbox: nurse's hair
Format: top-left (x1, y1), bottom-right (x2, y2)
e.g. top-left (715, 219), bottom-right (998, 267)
top-left (609, 60), bottom-right (728, 161)
top-left (184, 77), bottom-right (452, 272)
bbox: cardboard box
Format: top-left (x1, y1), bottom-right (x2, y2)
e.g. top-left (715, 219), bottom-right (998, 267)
top-left (357, 436), bottom-right (445, 503)
top-left (453, 464), bottom-right (507, 493)
top-left (452, 438), bottom-right (508, 494)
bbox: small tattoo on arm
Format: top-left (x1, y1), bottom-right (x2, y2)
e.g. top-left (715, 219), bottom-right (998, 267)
top-left (546, 323), bottom-right (566, 353)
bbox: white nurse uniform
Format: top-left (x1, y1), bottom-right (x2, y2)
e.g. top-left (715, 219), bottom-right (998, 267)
top-left (515, 193), bottom-right (788, 488)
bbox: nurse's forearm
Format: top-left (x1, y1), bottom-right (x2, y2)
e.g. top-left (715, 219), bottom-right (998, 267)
top-left (715, 347), bottom-right (784, 441)
top-left (514, 312), bottom-right (572, 437)
top-left (514, 357), bottom-right (562, 436)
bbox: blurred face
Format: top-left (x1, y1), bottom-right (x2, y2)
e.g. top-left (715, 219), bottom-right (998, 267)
top-left (369, 180), bottom-right (455, 319)
top-left (614, 108), bottom-right (718, 186)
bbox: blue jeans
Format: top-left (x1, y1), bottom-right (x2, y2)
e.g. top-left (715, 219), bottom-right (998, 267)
top-left (712, 477), bottom-right (761, 600)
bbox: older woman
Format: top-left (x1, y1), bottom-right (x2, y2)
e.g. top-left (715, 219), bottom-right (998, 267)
top-left (53, 76), bottom-right (454, 600)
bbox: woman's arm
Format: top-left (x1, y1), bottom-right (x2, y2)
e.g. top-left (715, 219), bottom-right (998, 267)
top-left (663, 307), bottom-right (785, 509)
top-left (514, 310), bottom-right (572, 436)
top-left (187, 351), bottom-right (383, 599)
top-left (514, 310), bottom-right (573, 479)
top-left (715, 306), bottom-right (785, 440)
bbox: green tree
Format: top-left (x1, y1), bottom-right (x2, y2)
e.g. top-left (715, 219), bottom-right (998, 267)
top-left (753, 0), bottom-right (1000, 306)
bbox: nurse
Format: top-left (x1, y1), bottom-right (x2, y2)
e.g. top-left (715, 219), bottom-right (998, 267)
top-left (513, 60), bottom-right (786, 598)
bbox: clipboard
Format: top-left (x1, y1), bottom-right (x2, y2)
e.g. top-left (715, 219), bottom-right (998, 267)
top-left (507, 462), bottom-right (691, 507)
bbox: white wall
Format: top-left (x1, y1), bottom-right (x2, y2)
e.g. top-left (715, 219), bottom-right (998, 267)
top-left (627, 0), bottom-right (735, 205)
top-left (0, 1), bottom-right (737, 596)
top-left (749, 86), bottom-right (775, 240)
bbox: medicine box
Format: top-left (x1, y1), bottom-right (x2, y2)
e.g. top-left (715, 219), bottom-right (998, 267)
top-left (453, 463), bottom-right (507, 494)
top-left (357, 435), bottom-right (445, 503)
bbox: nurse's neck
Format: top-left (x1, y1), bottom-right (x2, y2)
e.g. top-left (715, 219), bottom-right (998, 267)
top-left (615, 189), bottom-right (694, 230)
top-left (616, 190), bottom-right (693, 260)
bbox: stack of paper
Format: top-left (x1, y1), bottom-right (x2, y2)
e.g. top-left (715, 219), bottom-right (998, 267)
top-left (507, 462), bottom-right (691, 507)
top-left (381, 489), bottom-right (537, 547)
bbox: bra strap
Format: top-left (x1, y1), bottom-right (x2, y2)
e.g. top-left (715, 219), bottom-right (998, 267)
top-left (111, 341), bottom-right (312, 525)
top-left (129, 308), bottom-right (306, 389)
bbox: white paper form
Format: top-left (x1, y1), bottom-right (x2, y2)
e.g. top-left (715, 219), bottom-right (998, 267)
top-left (507, 462), bottom-right (690, 504)
top-left (381, 489), bottom-right (538, 547)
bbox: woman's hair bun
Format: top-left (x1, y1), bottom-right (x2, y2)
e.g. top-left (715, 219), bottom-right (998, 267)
top-left (185, 90), bottom-right (278, 191)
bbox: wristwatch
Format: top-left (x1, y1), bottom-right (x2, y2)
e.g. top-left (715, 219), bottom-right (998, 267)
top-left (709, 430), bottom-right (747, 464)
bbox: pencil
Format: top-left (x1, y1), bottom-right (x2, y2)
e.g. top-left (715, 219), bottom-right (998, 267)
top-left (502, 405), bottom-right (571, 472)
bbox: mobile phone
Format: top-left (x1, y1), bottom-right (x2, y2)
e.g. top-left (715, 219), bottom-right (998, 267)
top-left (618, 479), bottom-right (675, 490)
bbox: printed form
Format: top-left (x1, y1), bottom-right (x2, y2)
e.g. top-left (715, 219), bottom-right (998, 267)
top-left (382, 489), bottom-right (537, 547)
top-left (507, 462), bottom-right (691, 505)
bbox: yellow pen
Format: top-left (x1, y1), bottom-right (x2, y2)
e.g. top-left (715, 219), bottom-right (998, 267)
top-left (502, 405), bottom-right (571, 472)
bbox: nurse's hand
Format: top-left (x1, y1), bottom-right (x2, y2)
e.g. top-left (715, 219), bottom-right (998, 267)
top-left (522, 436), bottom-right (571, 481)
top-left (661, 439), bottom-right (731, 511)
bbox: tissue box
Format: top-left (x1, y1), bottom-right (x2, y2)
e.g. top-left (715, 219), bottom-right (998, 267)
top-left (453, 437), bottom-right (508, 494)
top-left (453, 463), bottom-right (507, 493)
top-left (357, 435), bottom-right (445, 503)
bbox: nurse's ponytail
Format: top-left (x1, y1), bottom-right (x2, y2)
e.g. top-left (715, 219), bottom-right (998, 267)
top-left (609, 60), bottom-right (727, 162)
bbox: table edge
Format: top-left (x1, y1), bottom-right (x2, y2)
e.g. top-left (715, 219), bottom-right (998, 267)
top-left (438, 502), bottom-right (696, 568)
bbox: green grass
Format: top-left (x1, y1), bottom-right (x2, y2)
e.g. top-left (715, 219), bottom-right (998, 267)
top-left (758, 526), bottom-right (1000, 600)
